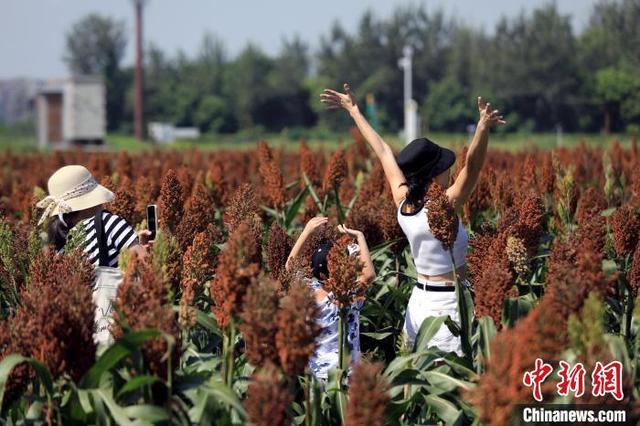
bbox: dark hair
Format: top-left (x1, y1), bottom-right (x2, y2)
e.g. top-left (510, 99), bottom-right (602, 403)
top-left (400, 173), bottom-right (433, 215)
top-left (47, 215), bottom-right (71, 251)
top-left (311, 242), bottom-right (333, 281)
top-left (45, 208), bottom-right (91, 251)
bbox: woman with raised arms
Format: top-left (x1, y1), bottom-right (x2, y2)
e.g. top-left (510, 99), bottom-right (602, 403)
top-left (321, 84), bottom-right (505, 354)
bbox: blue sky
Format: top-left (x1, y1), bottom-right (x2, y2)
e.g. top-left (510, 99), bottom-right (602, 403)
top-left (2, 0), bottom-right (597, 79)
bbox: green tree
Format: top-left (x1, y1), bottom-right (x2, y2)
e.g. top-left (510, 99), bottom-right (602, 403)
top-left (262, 37), bottom-right (315, 130)
top-left (64, 14), bottom-right (129, 131)
top-left (194, 95), bottom-right (230, 133)
top-left (170, 35), bottom-right (230, 129)
top-left (579, 0), bottom-right (640, 71)
top-left (143, 43), bottom-right (177, 124)
top-left (317, 6), bottom-right (455, 131)
top-left (594, 65), bottom-right (640, 133)
top-left (578, 0), bottom-right (640, 131)
top-left (144, 34), bottom-right (236, 133)
top-left (71, 1), bottom-right (640, 137)
top-left (483, 4), bottom-right (579, 130)
top-left (423, 78), bottom-right (475, 132)
top-left (224, 44), bottom-right (274, 129)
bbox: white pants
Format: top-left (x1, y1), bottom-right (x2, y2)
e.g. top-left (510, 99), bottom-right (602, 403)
top-left (402, 279), bottom-right (463, 355)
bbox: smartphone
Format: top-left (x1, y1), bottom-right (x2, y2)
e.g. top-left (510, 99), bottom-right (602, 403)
top-left (146, 204), bottom-right (158, 240)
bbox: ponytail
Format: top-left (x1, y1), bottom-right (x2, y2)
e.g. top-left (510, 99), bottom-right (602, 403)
top-left (400, 174), bottom-right (432, 214)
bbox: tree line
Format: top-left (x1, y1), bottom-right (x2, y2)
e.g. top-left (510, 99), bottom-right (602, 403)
top-left (65, 1), bottom-right (640, 135)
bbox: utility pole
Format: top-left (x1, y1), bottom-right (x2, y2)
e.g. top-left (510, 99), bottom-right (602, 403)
top-left (133, 0), bottom-right (146, 141)
top-left (398, 45), bottom-right (416, 145)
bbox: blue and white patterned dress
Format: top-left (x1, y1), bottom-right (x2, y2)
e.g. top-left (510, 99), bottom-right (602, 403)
top-left (307, 277), bottom-right (362, 380)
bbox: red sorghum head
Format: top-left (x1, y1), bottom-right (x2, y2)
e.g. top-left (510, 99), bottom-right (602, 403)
top-left (300, 141), bottom-right (322, 189)
top-left (244, 363), bottom-right (292, 426)
top-left (325, 235), bottom-right (365, 309)
top-left (112, 253), bottom-right (181, 380)
top-left (223, 183), bottom-right (260, 232)
top-left (211, 218), bottom-right (262, 329)
top-left (426, 182), bottom-right (459, 251)
top-left (158, 169), bottom-right (184, 233)
top-left (179, 227), bottom-right (219, 327)
top-left (467, 300), bottom-right (565, 425)
top-left (610, 204), bottom-right (640, 257)
top-left (275, 279), bottom-right (320, 376)
top-left (239, 277), bottom-right (281, 368)
top-left (345, 361), bottom-right (390, 426)
top-left (175, 182), bottom-right (217, 250)
top-left (266, 222), bottom-right (293, 282)
top-left (575, 187), bottom-right (607, 226)
top-left (257, 141), bottom-right (286, 208)
top-left (108, 175), bottom-right (137, 224)
top-left (474, 254), bottom-right (513, 328)
top-left (322, 149), bottom-right (347, 192)
top-left (1, 248), bottom-right (96, 402)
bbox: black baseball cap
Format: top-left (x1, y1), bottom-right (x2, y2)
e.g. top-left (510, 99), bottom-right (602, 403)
top-left (397, 138), bottom-right (456, 180)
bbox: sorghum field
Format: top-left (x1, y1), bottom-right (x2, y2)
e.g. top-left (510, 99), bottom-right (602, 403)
top-left (1, 130), bottom-right (639, 425)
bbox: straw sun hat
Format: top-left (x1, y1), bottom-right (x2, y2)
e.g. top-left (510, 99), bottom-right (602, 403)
top-left (36, 165), bottom-right (114, 226)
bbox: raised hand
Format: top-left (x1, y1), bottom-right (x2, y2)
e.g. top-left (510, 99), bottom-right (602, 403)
top-left (303, 216), bottom-right (329, 236)
top-left (477, 96), bottom-right (506, 129)
top-left (320, 83), bottom-right (358, 114)
top-left (337, 224), bottom-right (363, 237)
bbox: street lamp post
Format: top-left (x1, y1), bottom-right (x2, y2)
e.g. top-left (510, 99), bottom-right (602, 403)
top-left (398, 45), bottom-right (416, 145)
top-left (133, 0), bottom-right (146, 142)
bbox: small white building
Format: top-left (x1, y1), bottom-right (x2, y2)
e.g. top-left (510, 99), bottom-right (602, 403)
top-left (148, 122), bottom-right (201, 144)
top-left (36, 76), bottom-right (106, 148)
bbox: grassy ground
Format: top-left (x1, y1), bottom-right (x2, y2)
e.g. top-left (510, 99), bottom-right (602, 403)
top-left (0, 126), bottom-right (635, 154)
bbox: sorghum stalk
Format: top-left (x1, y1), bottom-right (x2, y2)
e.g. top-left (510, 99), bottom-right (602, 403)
top-left (450, 250), bottom-right (472, 360)
top-left (611, 258), bottom-right (628, 338)
top-left (303, 173), bottom-right (326, 215)
top-left (311, 375), bottom-right (322, 425)
top-left (337, 308), bottom-right (348, 372)
top-left (625, 286), bottom-right (633, 339)
top-left (167, 341), bottom-right (174, 424)
top-left (223, 320), bottom-right (236, 386)
top-left (622, 268), bottom-right (634, 339)
top-left (333, 187), bottom-right (346, 223)
top-left (304, 373), bottom-right (311, 426)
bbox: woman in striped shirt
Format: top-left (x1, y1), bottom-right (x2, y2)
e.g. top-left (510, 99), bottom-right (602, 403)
top-left (72, 209), bottom-right (140, 267)
top-left (38, 165), bottom-right (151, 266)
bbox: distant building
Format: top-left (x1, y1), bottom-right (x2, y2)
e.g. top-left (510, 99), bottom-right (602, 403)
top-left (148, 122), bottom-right (200, 144)
top-left (0, 78), bottom-right (42, 124)
top-left (36, 76), bottom-right (106, 148)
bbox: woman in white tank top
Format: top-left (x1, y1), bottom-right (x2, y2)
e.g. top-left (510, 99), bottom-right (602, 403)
top-left (321, 84), bottom-right (505, 354)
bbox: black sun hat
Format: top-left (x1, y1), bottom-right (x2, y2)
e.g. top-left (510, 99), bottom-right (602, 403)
top-left (397, 138), bottom-right (456, 180)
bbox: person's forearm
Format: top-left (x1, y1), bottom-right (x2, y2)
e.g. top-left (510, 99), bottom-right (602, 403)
top-left (349, 107), bottom-right (390, 158)
top-left (466, 122), bottom-right (490, 174)
top-left (356, 234), bottom-right (375, 282)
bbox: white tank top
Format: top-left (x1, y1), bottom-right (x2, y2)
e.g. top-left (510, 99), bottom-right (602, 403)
top-left (397, 199), bottom-right (468, 276)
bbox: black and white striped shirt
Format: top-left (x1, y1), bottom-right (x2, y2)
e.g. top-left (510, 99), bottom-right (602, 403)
top-left (77, 211), bottom-right (138, 267)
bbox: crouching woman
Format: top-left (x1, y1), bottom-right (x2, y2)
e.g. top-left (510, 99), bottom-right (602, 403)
top-left (286, 217), bottom-right (376, 382)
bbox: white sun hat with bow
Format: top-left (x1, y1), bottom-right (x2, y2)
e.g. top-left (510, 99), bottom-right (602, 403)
top-left (36, 165), bottom-right (114, 226)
